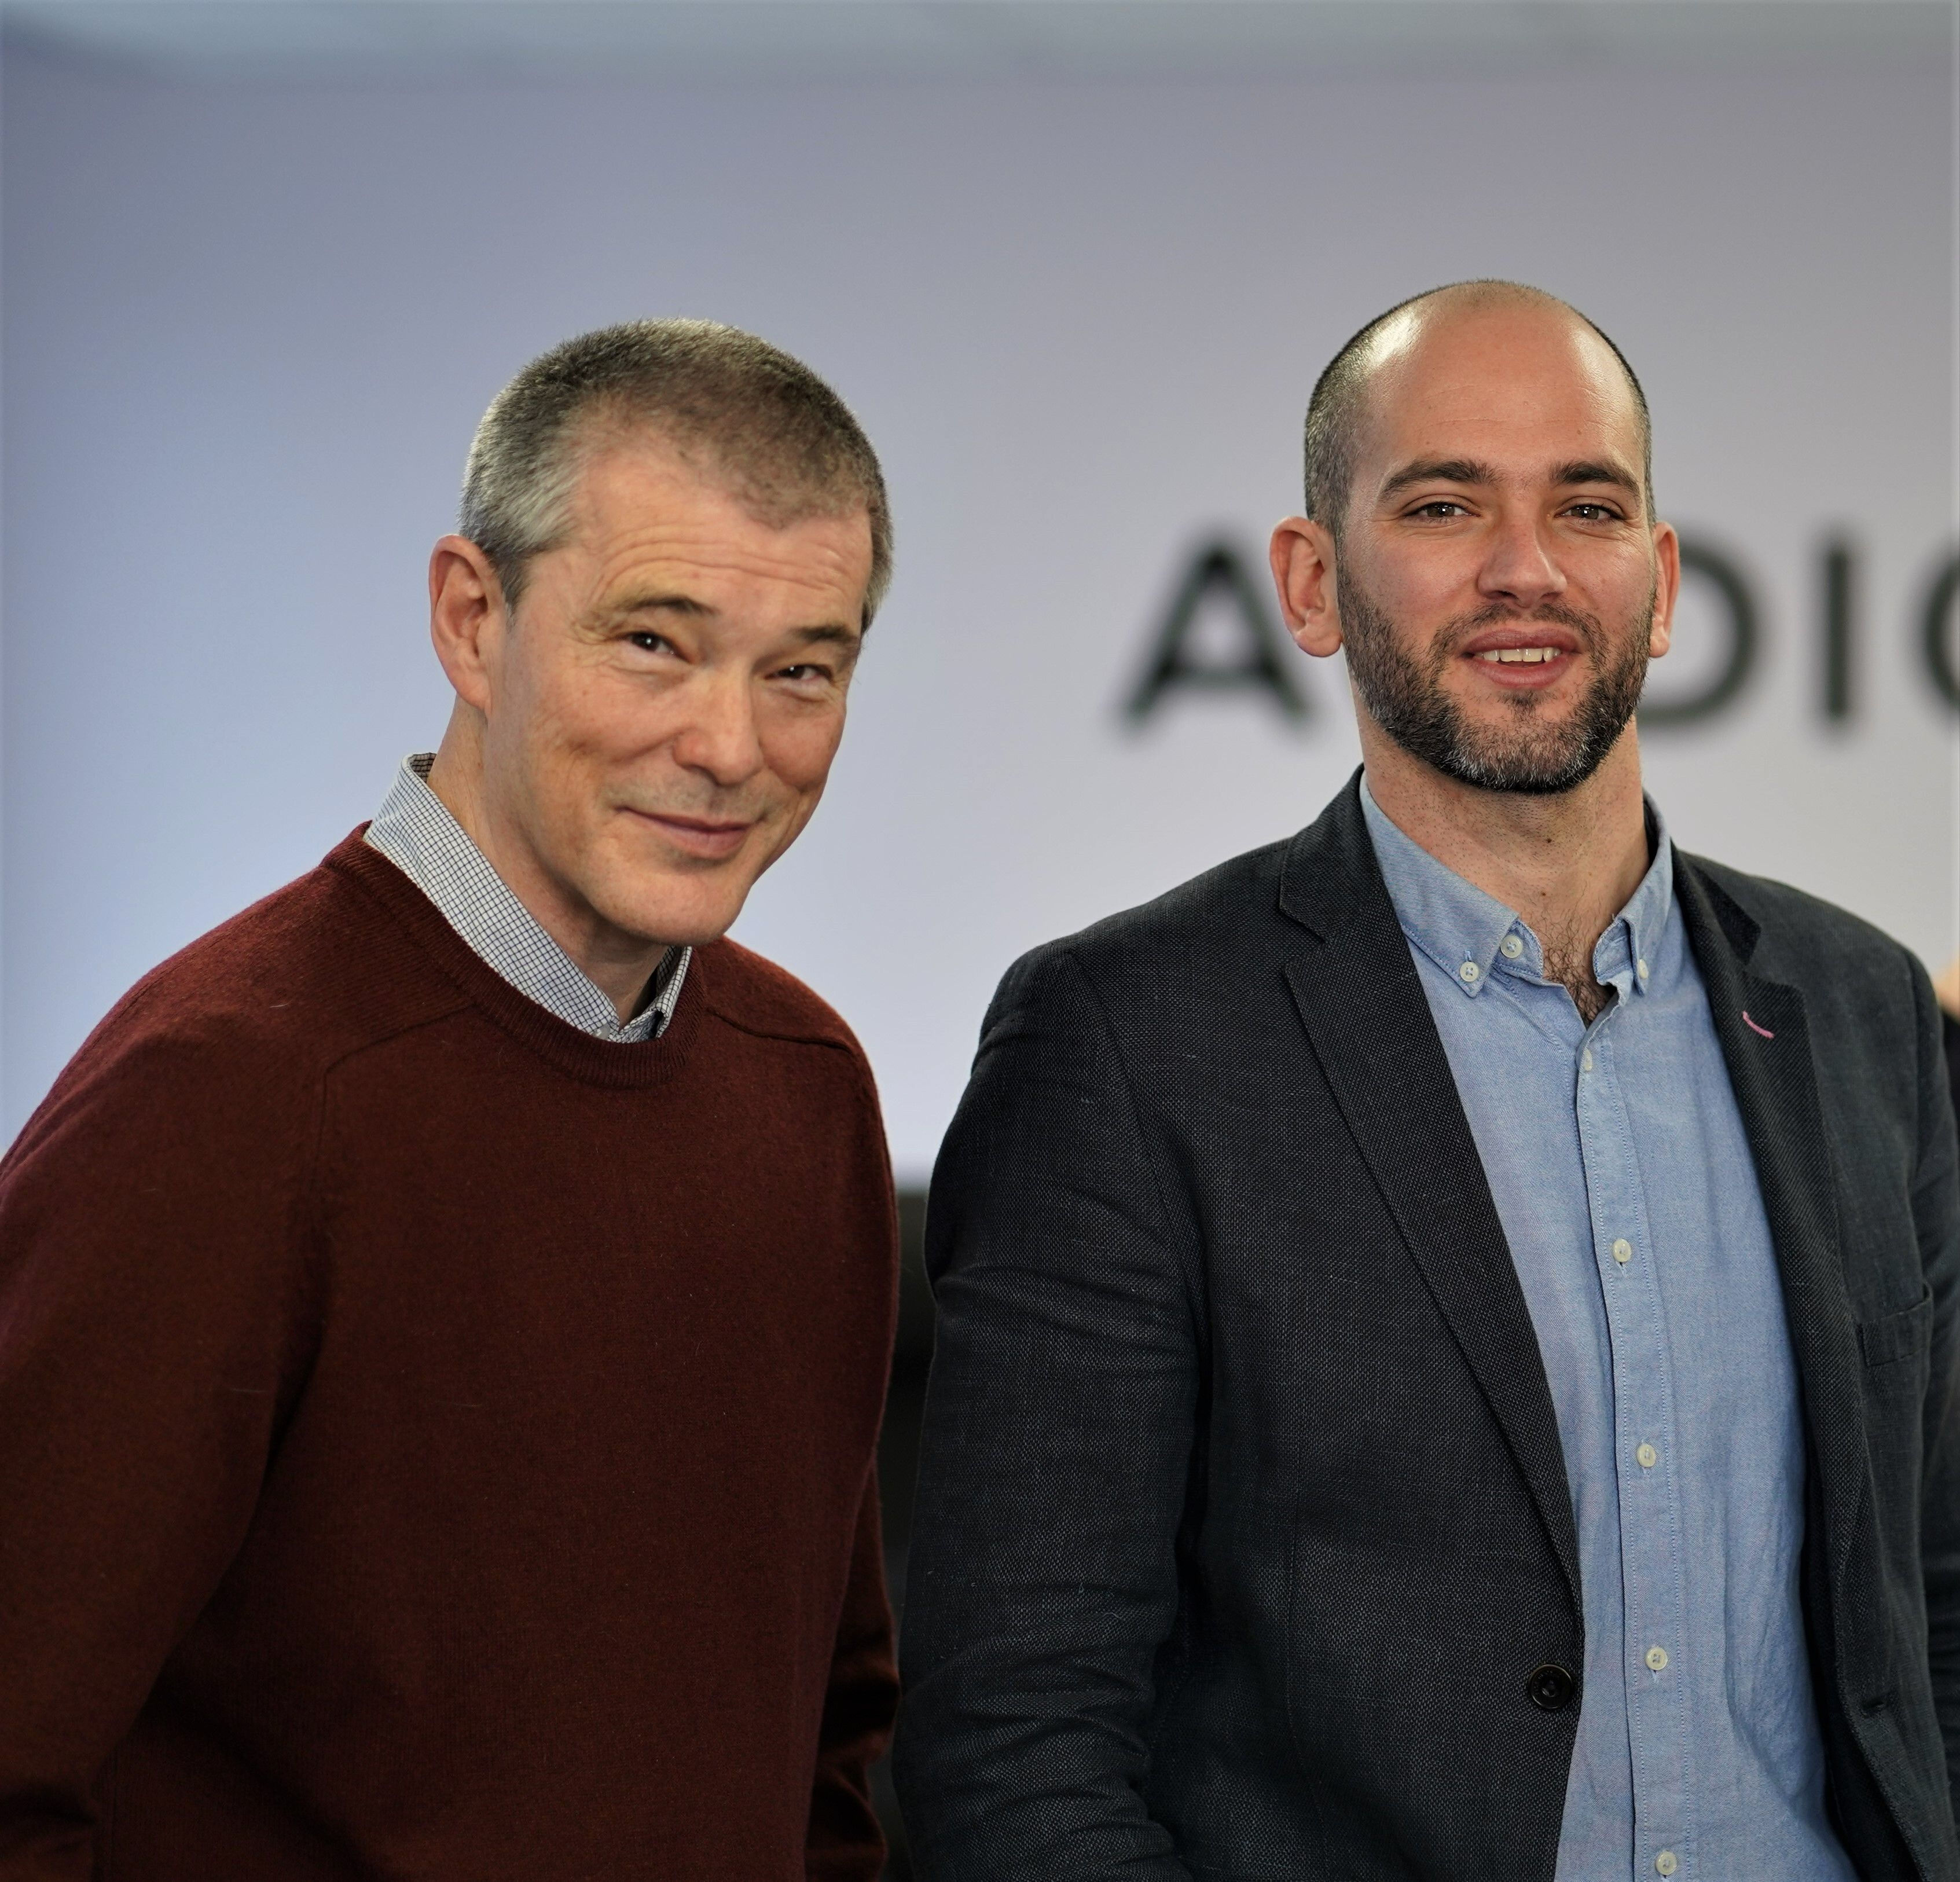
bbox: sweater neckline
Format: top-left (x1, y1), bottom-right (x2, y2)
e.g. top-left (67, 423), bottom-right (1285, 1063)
top-left (325, 830), bottom-right (707, 1090)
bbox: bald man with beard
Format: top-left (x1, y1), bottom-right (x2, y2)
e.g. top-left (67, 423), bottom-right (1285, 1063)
top-left (895, 283), bottom-right (1960, 1882)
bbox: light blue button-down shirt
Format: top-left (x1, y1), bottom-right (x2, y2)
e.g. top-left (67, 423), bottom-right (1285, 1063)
top-left (1360, 779), bottom-right (1853, 1882)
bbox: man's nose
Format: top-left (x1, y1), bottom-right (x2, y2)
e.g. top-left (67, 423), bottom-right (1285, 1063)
top-left (671, 670), bottom-right (767, 786)
top-left (1478, 514), bottom-right (1567, 611)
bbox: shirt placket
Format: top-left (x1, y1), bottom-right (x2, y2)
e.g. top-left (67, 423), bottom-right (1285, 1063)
top-left (1577, 966), bottom-right (1695, 1879)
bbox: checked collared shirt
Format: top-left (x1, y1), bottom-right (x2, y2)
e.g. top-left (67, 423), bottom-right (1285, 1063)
top-left (364, 753), bottom-right (689, 1043)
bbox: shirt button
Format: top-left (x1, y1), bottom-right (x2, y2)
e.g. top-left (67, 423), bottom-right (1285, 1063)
top-left (1646, 1645), bottom-right (1669, 1672)
top-left (1637, 957), bottom-right (1650, 980)
top-left (1656, 1854), bottom-right (1678, 1876)
top-left (1501, 934), bottom-right (1524, 960)
top-left (1459, 960), bottom-right (1480, 983)
top-left (1612, 1238), bottom-right (1632, 1264)
top-left (1581, 1048), bottom-right (1594, 1072)
top-left (1636, 1442), bottom-right (1658, 1468)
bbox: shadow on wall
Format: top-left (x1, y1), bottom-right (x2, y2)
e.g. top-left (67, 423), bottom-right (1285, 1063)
top-left (871, 1191), bottom-right (932, 1879)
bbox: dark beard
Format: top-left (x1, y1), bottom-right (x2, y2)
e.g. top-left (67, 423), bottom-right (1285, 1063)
top-left (1336, 567), bottom-right (1651, 797)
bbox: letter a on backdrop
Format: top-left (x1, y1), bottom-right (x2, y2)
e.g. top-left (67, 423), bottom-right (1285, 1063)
top-left (1124, 541), bottom-right (1311, 724)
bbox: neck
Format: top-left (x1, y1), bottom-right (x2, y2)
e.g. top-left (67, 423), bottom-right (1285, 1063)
top-left (423, 705), bottom-right (669, 1022)
top-left (1359, 715), bottom-right (1652, 974)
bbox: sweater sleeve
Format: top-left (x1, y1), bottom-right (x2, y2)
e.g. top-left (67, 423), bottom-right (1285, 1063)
top-left (805, 1468), bottom-right (898, 1881)
top-left (0, 1014), bottom-right (316, 1875)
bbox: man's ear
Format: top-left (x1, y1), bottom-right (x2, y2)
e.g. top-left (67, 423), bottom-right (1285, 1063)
top-left (428, 536), bottom-right (509, 713)
top-left (1646, 521), bottom-right (1682, 661)
top-left (1269, 516), bottom-right (1346, 658)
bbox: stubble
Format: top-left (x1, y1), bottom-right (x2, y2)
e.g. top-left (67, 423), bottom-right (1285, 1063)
top-left (1336, 567), bottom-right (1652, 797)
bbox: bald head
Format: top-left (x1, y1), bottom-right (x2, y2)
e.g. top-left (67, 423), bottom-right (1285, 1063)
top-left (1303, 281), bottom-right (1653, 535)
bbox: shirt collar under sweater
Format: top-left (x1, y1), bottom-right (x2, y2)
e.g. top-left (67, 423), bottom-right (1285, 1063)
top-left (364, 753), bottom-right (690, 1044)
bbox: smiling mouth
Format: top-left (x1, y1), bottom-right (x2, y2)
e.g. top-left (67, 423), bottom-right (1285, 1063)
top-left (1455, 634), bottom-right (1585, 695)
top-left (627, 809), bottom-right (756, 858)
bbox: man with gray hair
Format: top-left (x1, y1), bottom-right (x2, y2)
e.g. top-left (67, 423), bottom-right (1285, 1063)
top-left (0, 320), bottom-right (900, 1880)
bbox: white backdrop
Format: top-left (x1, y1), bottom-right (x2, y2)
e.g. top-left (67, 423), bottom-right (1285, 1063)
top-left (5, 45), bottom-right (1955, 1179)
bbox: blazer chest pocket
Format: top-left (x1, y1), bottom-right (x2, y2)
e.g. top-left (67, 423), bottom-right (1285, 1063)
top-left (1857, 1287), bottom-right (1934, 1371)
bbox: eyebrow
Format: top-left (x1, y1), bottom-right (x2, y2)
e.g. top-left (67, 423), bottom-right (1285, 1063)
top-left (604, 592), bottom-right (714, 622)
top-left (605, 594), bottom-right (861, 647)
top-left (1550, 459), bottom-right (1643, 496)
top-left (1378, 458), bottom-right (1499, 500)
top-left (1377, 456), bottom-right (1643, 501)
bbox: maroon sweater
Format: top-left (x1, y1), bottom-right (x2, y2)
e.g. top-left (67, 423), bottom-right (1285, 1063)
top-left (0, 834), bottom-right (899, 1880)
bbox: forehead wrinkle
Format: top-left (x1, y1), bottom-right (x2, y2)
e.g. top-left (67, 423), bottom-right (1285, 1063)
top-left (539, 442), bottom-right (875, 637)
top-left (583, 513), bottom-right (869, 595)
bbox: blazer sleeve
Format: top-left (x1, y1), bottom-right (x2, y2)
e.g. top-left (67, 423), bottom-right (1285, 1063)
top-left (1920, 977), bottom-right (1960, 1815)
top-left (805, 1470), bottom-right (898, 1882)
top-left (893, 946), bottom-right (1199, 1882)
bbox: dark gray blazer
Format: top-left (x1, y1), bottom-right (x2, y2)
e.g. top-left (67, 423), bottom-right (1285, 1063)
top-left (894, 776), bottom-right (1960, 1881)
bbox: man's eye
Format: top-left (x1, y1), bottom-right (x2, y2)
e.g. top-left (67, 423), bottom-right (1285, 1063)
top-left (1410, 500), bottom-right (1468, 519)
top-left (626, 632), bottom-right (674, 654)
top-left (777, 664), bottom-right (829, 684)
top-left (1565, 503), bottom-right (1619, 522)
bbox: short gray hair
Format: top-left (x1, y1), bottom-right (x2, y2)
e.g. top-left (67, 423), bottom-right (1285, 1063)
top-left (460, 318), bottom-right (892, 623)
top-left (1303, 280), bottom-right (1653, 534)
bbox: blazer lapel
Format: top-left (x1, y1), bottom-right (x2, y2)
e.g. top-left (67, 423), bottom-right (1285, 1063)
top-left (1673, 858), bottom-right (1869, 1588)
top-left (1279, 781), bottom-right (1582, 1612)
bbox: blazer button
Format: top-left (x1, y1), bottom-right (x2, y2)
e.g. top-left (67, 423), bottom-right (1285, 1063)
top-left (1527, 1663), bottom-right (1577, 1712)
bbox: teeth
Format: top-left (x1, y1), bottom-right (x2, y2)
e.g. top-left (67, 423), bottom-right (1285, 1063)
top-left (1475, 647), bottom-right (1562, 663)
